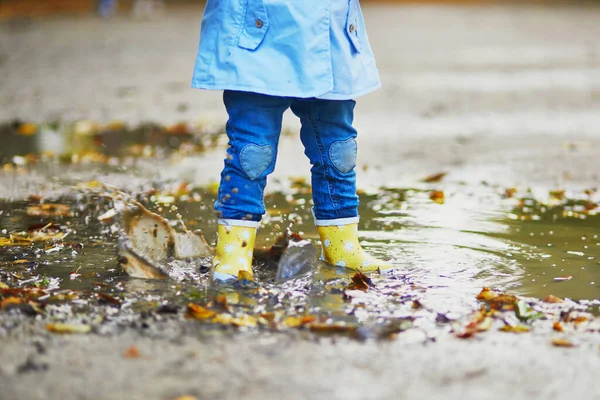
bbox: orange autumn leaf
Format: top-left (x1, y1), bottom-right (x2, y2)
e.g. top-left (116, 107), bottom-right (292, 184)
top-left (17, 123), bottom-right (37, 136)
top-left (544, 295), bottom-right (564, 304)
top-left (429, 190), bottom-right (445, 204)
top-left (1, 296), bottom-right (24, 309)
top-left (124, 345), bottom-right (141, 359)
top-left (553, 322), bottom-right (564, 332)
top-left (186, 303), bottom-right (216, 320)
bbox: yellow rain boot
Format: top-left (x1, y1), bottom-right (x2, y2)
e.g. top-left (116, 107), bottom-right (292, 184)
top-left (317, 223), bottom-right (392, 272)
top-left (212, 222), bottom-right (256, 282)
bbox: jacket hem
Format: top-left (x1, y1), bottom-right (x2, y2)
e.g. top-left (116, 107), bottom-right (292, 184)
top-left (191, 80), bottom-right (381, 100)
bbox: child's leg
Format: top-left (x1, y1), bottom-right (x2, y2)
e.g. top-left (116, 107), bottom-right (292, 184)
top-left (212, 91), bottom-right (291, 282)
top-left (290, 98), bottom-right (392, 272)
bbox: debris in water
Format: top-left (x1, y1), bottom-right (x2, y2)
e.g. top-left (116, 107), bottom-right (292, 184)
top-left (554, 276), bottom-right (573, 282)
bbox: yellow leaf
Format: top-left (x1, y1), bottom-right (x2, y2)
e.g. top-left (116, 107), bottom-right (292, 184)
top-left (0, 282), bottom-right (8, 289)
top-left (230, 315), bottom-right (258, 328)
top-left (499, 325), bottom-right (530, 333)
top-left (17, 123), bottom-right (37, 136)
top-left (211, 313), bottom-right (233, 325)
top-left (46, 323), bottom-right (91, 334)
top-left (283, 315), bottom-right (316, 328)
top-left (544, 295), bottom-right (564, 304)
top-left (476, 287), bottom-right (497, 301)
top-left (551, 338), bottom-right (576, 347)
top-left (186, 303), bottom-right (216, 320)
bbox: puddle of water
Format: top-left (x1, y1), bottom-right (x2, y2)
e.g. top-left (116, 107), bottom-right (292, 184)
top-left (0, 122), bottom-right (599, 337)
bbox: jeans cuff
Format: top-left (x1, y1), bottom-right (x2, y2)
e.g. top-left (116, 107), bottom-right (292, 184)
top-left (218, 218), bottom-right (260, 228)
top-left (314, 216), bottom-right (360, 227)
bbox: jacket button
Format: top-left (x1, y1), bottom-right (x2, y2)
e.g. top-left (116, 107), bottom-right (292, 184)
top-left (349, 24), bottom-right (355, 33)
top-left (255, 19), bottom-right (263, 28)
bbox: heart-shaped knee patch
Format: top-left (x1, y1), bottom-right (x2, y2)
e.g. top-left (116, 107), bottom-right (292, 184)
top-left (329, 138), bottom-right (357, 174)
top-left (240, 144), bottom-right (273, 180)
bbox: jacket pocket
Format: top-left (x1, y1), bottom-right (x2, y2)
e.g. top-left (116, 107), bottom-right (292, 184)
top-left (238, 0), bottom-right (269, 50)
top-left (345, 0), bottom-right (361, 53)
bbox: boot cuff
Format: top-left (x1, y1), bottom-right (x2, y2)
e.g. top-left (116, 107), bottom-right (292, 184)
top-left (314, 216), bottom-right (359, 226)
top-left (218, 218), bottom-right (260, 228)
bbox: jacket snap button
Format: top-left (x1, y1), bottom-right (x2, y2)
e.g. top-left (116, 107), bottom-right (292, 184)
top-left (349, 24), bottom-right (355, 33)
top-left (255, 19), bottom-right (263, 28)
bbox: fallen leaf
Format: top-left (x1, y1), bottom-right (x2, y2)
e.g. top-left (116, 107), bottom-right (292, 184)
top-left (96, 292), bottom-right (121, 306)
top-left (429, 190), bottom-right (445, 204)
top-left (553, 322), bottom-right (564, 332)
top-left (476, 287), bottom-right (497, 301)
top-left (46, 323), bottom-right (91, 334)
top-left (186, 303), bottom-right (216, 320)
top-left (499, 325), bottom-right (530, 333)
top-left (229, 315), bottom-right (258, 328)
top-left (123, 345), bottom-right (141, 359)
top-left (309, 323), bottom-right (357, 334)
top-left (504, 188), bottom-right (517, 198)
top-left (17, 122), bottom-right (37, 136)
top-left (0, 282), bottom-right (8, 289)
top-left (544, 295), bottom-right (564, 303)
top-left (422, 172), bottom-right (447, 183)
top-left (283, 315), bottom-right (316, 328)
top-left (1, 297), bottom-right (24, 309)
top-left (476, 287), bottom-right (517, 310)
top-left (488, 294), bottom-right (518, 310)
top-left (549, 190), bottom-right (566, 201)
top-left (551, 338), bottom-right (575, 347)
top-left (346, 272), bottom-right (374, 292)
top-left (27, 204), bottom-right (73, 218)
top-left (412, 300), bottom-right (424, 310)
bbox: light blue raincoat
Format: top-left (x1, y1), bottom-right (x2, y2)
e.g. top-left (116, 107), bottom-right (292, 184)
top-left (191, 0), bottom-right (380, 100)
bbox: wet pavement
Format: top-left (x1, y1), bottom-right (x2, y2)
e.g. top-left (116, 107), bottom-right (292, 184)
top-left (1, 3), bottom-right (600, 400)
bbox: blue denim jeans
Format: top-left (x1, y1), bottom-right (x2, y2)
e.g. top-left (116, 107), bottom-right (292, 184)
top-left (216, 90), bottom-right (359, 224)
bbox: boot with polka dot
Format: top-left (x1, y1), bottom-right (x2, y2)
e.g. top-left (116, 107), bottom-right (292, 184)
top-left (317, 223), bottom-right (392, 272)
top-left (212, 223), bottom-right (256, 283)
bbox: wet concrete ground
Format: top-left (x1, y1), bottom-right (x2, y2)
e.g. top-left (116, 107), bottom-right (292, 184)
top-left (1, 3), bottom-right (600, 400)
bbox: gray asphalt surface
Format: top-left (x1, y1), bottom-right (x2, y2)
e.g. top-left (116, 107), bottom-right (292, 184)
top-left (1, 3), bottom-right (600, 400)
